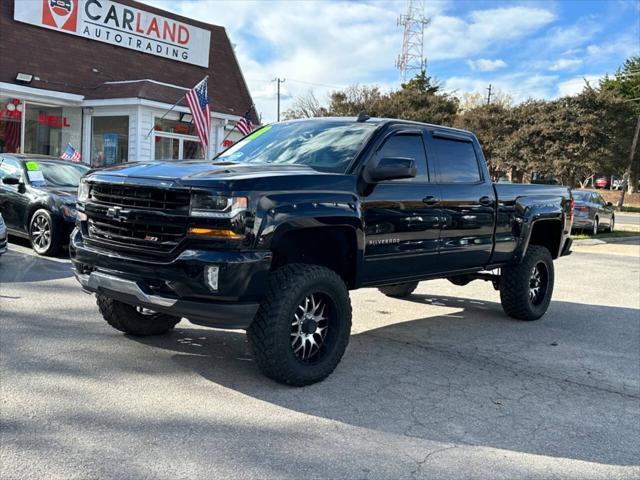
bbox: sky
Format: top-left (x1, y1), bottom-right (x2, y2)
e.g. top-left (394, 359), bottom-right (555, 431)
top-left (142, 0), bottom-right (640, 123)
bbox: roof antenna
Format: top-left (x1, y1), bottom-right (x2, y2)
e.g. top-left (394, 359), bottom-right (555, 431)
top-left (356, 111), bottom-right (370, 122)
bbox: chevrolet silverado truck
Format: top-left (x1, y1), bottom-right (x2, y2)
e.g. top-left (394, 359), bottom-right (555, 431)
top-left (70, 117), bottom-right (573, 386)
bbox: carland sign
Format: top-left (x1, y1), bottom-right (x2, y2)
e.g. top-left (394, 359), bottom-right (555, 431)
top-left (14, 0), bottom-right (211, 67)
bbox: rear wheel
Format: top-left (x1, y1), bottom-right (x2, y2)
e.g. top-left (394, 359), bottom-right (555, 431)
top-left (29, 209), bottom-right (61, 256)
top-left (378, 282), bottom-right (419, 298)
top-left (247, 264), bottom-right (351, 386)
top-left (499, 245), bottom-right (554, 321)
top-left (96, 294), bottom-right (181, 336)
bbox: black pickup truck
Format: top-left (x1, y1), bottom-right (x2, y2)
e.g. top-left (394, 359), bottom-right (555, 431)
top-left (71, 117), bottom-right (573, 386)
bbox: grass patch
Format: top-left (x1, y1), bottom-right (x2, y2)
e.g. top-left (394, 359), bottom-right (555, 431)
top-left (621, 206), bottom-right (640, 213)
top-left (571, 230), bottom-right (639, 240)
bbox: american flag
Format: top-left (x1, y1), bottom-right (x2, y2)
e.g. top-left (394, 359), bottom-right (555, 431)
top-left (185, 77), bottom-right (211, 148)
top-left (60, 143), bottom-right (81, 162)
top-left (235, 114), bottom-right (253, 136)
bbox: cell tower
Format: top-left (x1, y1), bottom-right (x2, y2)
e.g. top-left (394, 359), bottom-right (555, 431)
top-left (396, 0), bottom-right (430, 82)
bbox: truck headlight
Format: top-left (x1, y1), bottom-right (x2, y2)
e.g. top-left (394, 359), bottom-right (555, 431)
top-left (77, 180), bottom-right (90, 203)
top-left (190, 193), bottom-right (248, 218)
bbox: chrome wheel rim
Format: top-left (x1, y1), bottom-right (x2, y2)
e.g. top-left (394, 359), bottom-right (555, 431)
top-left (593, 219), bottom-right (598, 235)
top-left (529, 262), bottom-right (547, 305)
top-left (31, 215), bottom-right (51, 250)
top-left (291, 293), bottom-right (329, 361)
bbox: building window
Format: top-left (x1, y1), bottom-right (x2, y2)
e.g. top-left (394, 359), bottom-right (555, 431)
top-left (24, 103), bottom-right (82, 157)
top-left (0, 97), bottom-right (22, 153)
top-left (153, 116), bottom-right (204, 160)
top-left (91, 116), bottom-right (129, 167)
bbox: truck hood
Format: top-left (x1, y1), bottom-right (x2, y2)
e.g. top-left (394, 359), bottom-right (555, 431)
top-left (89, 160), bottom-right (324, 183)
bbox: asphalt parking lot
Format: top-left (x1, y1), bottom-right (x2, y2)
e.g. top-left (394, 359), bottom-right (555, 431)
top-left (1, 238), bottom-right (639, 479)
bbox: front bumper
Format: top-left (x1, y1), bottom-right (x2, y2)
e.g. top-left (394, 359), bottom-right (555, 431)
top-left (69, 228), bottom-right (270, 329)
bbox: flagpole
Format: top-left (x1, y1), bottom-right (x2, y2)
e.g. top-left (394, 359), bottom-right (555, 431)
top-left (144, 75), bottom-right (209, 139)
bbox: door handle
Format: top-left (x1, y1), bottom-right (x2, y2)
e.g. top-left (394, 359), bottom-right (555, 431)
top-left (422, 196), bottom-right (439, 205)
top-left (479, 196), bottom-right (493, 206)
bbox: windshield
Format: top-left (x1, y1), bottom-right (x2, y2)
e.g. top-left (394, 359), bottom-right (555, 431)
top-left (33, 162), bottom-right (89, 188)
top-left (572, 191), bottom-right (590, 201)
top-left (216, 120), bottom-right (377, 173)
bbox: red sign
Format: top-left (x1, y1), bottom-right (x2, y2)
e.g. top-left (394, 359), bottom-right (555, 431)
top-left (38, 113), bottom-right (71, 128)
top-left (222, 139), bottom-right (234, 148)
top-left (42, 0), bottom-right (79, 32)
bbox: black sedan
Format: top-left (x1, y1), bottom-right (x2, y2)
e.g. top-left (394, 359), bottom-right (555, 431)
top-left (0, 155), bottom-right (89, 255)
top-left (571, 189), bottom-right (615, 235)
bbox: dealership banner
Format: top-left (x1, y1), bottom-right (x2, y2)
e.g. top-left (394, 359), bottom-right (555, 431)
top-left (14, 0), bottom-right (211, 67)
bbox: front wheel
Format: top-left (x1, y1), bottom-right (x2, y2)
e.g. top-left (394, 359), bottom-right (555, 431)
top-left (499, 245), bottom-right (554, 321)
top-left (608, 215), bottom-right (615, 232)
top-left (96, 294), bottom-right (181, 336)
top-left (247, 264), bottom-right (352, 386)
top-left (592, 217), bottom-right (599, 236)
top-left (29, 209), bottom-right (61, 256)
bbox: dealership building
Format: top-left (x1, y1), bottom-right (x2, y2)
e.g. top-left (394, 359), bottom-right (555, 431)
top-left (0, 0), bottom-right (257, 166)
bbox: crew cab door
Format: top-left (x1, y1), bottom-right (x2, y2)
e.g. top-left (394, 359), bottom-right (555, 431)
top-left (360, 128), bottom-right (441, 284)
top-left (426, 130), bottom-right (496, 270)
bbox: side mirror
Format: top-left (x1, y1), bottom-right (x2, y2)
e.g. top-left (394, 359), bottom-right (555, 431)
top-left (2, 176), bottom-right (20, 185)
top-left (606, 202), bottom-right (613, 207)
top-left (365, 157), bottom-right (417, 183)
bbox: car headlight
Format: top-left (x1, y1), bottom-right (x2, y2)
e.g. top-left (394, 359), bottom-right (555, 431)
top-left (190, 193), bottom-right (248, 218)
top-left (77, 180), bottom-right (90, 203)
top-left (62, 205), bottom-right (78, 219)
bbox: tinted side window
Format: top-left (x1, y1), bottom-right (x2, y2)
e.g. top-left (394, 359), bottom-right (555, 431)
top-left (431, 137), bottom-right (481, 183)
top-left (0, 158), bottom-right (21, 180)
top-left (376, 134), bottom-right (427, 181)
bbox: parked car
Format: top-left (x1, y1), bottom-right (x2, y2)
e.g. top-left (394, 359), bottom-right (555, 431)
top-left (71, 117), bottom-right (572, 386)
top-left (571, 190), bottom-right (615, 235)
top-left (0, 213), bottom-right (7, 256)
top-left (0, 155), bottom-right (89, 255)
top-left (594, 177), bottom-right (610, 189)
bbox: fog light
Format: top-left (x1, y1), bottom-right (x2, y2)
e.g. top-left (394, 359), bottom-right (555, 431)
top-left (205, 265), bottom-right (219, 291)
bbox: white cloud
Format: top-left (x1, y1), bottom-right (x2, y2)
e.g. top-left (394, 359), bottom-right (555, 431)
top-left (548, 58), bottom-right (583, 71)
top-left (467, 59), bottom-right (507, 72)
top-left (557, 75), bottom-right (602, 97)
top-left (140, 1), bottom-right (557, 122)
top-left (425, 6), bottom-right (556, 61)
top-left (444, 73), bottom-right (560, 103)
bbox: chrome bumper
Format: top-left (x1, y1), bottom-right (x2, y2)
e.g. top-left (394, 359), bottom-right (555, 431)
top-left (74, 271), bottom-right (177, 308)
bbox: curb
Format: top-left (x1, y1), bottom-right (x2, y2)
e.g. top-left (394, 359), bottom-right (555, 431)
top-left (572, 235), bottom-right (640, 246)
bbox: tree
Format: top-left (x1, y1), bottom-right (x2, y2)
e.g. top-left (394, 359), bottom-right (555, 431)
top-left (601, 56), bottom-right (640, 193)
top-left (281, 90), bottom-right (328, 120)
top-left (458, 90), bottom-right (513, 112)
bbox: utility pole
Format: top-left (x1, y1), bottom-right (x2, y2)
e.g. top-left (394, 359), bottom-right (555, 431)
top-left (486, 84), bottom-right (493, 105)
top-left (273, 77), bottom-right (286, 122)
top-left (396, 0), bottom-right (430, 82)
top-left (616, 115), bottom-right (640, 210)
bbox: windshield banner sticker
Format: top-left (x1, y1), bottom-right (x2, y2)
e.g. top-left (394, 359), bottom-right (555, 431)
top-left (25, 161), bottom-right (40, 171)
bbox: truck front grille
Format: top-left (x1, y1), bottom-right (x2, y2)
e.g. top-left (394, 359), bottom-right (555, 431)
top-left (89, 183), bottom-right (190, 212)
top-left (84, 183), bottom-right (190, 254)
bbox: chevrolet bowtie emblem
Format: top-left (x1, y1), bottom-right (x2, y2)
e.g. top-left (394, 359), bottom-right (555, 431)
top-left (105, 206), bottom-right (131, 222)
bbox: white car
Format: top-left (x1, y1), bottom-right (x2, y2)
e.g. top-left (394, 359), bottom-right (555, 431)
top-left (0, 213), bottom-right (7, 256)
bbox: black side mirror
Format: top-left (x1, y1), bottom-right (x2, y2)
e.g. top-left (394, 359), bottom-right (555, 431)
top-left (365, 157), bottom-right (417, 183)
top-left (2, 176), bottom-right (20, 185)
top-left (606, 202), bottom-right (613, 207)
